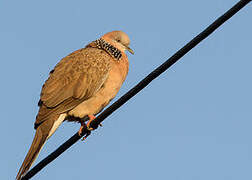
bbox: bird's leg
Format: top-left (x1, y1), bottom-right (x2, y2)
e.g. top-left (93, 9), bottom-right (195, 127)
top-left (79, 115), bottom-right (96, 141)
top-left (78, 114), bottom-right (103, 141)
top-left (86, 114), bottom-right (103, 128)
top-left (78, 120), bottom-right (87, 136)
top-left (78, 121), bottom-right (91, 141)
top-left (86, 114), bottom-right (96, 130)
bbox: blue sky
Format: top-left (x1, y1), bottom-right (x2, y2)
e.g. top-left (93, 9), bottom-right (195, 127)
top-left (0, 0), bottom-right (251, 179)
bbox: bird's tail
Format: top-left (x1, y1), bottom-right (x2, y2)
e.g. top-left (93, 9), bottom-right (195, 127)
top-left (16, 125), bottom-right (48, 180)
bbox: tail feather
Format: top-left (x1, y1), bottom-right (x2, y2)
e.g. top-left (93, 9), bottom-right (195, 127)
top-left (16, 113), bottom-right (66, 180)
top-left (16, 127), bottom-right (47, 180)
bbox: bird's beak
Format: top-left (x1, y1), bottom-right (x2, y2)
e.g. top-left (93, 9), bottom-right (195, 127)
top-left (126, 46), bottom-right (134, 55)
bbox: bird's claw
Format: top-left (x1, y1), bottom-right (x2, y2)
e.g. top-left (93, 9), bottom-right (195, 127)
top-left (86, 114), bottom-right (96, 131)
top-left (78, 114), bottom-right (98, 141)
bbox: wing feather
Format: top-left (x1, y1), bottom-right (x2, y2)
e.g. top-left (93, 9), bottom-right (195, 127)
top-left (41, 47), bottom-right (110, 107)
top-left (35, 47), bottom-right (111, 126)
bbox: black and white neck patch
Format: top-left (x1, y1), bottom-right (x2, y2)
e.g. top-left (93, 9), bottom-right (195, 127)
top-left (94, 38), bottom-right (122, 60)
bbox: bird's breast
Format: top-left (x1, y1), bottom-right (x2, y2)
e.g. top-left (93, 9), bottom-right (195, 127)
top-left (68, 56), bottom-right (129, 119)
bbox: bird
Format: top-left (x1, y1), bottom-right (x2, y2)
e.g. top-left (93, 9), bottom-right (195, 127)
top-left (16, 30), bottom-right (134, 180)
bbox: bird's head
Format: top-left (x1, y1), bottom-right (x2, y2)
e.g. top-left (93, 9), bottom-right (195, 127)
top-left (102, 31), bottom-right (134, 55)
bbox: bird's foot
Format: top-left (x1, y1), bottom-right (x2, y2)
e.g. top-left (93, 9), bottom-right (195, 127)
top-left (78, 122), bottom-right (91, 141)
top-left (78, 114), bottom-right (98, 141)
top-left (86, 114), bottom-right (96, 131)
top-left (78, 121), bottom-right (87, 136)
top-left (85, 114), bottom-right (103, 128)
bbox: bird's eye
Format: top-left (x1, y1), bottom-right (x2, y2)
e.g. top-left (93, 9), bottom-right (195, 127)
top-left (117, 39), bottom-right (121, 42)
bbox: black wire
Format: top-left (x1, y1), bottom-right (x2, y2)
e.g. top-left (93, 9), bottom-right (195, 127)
top-left (21, 0), bottom-right (251, 179)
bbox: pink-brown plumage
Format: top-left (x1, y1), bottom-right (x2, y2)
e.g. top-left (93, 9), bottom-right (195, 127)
top-left (16, 31), bottom-right (133, 180)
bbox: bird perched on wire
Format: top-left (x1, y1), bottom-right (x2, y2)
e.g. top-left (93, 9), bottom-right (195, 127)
top-left (16, 31), bottom-right (134, 180)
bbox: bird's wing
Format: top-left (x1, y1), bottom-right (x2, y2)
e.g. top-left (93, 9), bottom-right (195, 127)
top-left (36, 47), bottom-right (111, 126)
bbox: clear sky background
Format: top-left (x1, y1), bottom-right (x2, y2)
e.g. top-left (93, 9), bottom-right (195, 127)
top-left (0, 0), bottom-right (251, 180)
